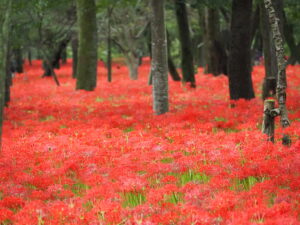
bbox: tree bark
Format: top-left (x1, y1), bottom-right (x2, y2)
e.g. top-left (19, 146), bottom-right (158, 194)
top-left (174, 0), bottom-right (196, 87)
top-left (12, 47), bottom-right (23, 73)
top-left (71, 35), bottom-right (78, 78)
top-left (203, 7), bottom-right (224, 76)
top-left (166, 30), bottom-right (181, 81)
top-left (260, 1), bottom-right (277, 100)
top-left (228, 0), bottom-right (255, 100)
top-left (264, 0), bottom-right (290, 129)
top-left (0, 0), bottom-right (12, 147)
top-left (125, 52), bottom-right (139, 80)
top-left (151, 0), bottom-right (169, 115)
top-left (75, 0), bottom-right (98, 91)
top-left (262, 99), bottom-right (276, 142)
top-left (107, 7), bottom-right (112, 82)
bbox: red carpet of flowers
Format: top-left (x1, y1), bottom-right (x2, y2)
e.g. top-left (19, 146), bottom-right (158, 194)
top-left (2, 59), bottom-right (300, 224)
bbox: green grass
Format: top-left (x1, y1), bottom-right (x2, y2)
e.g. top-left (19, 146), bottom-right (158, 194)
top-left (231, 176), bottom-right (268, 191)
top-left (164, 192), bottom-right (184, 205)
top-left (121, 191), bottom-right (146, 208)
top-left (178, 170), bottom-right (210, 186)
top-left (123, 127), bottom-right (134, 133)
top-left (39, 115), bottom-right (55, 122)
top-left (160, 157), bottom-right (174, 164)
top-left (71, 182), bottom-right (90, 197)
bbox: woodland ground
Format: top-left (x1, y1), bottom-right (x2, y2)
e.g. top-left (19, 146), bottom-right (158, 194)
top-left (2, 59), bottom-right (300, 224)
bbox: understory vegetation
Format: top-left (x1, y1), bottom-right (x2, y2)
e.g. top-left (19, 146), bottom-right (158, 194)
top-left (2, 59), bottom-right (300, 224)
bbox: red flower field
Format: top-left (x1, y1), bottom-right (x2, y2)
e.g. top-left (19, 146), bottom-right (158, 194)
top-left (2, 59), bottom-right (300, 224)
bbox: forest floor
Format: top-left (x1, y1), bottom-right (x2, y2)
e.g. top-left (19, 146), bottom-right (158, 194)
top-left (2, 59), bottom-right (300, 224)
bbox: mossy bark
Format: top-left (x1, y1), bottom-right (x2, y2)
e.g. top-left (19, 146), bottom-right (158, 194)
top-left (151, 0), bottom-right (169, 115)
top-left (75, 0), bottom-right (98, 91)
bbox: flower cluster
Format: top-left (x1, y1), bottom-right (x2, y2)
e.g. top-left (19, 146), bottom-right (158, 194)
top-left (2, 59), bottom-right (300, 224)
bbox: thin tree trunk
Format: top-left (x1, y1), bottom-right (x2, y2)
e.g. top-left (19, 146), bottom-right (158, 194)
top-left (28, 49), bottom-right (32, 65)
top-left (12, 47), bottom-right (23, 73)
top-left (125, 53), bottom-right (139, 80)
top-left (61, 46), bottom-right (67, 64)
top-left (264, 0), bottom-right (290, 130)
top-left (228, 0), bottom-right (255, 100)
top-left (174, 0), bottom-right (196, 87)
top-left (260, 2), bottom-right (277, 100)
top-left (76, 0), bottom-right (98, 91)
top-left (107, 7), bottom-right (112, 82)
top-left (41, 50), bottom-right (60, 86)
top-left (0, 0), bottom-right (12, 148)
top-left (166, 30), bottom-right (181, 81)
top-left (151, 0), bottom-right (169, 115)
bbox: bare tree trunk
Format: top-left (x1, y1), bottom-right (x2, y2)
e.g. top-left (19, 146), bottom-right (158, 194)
top-left (76, 0), bottom-right (98, 91)
top-left (107, 7), bottom-right (113, 82)
top-left (264, 0), bottom-right (290, 131)
top-left (260, 2), bottom-right (277, 100)
top-left (174, 0), bottom-right (196, 87)
top-left (0, 0), bottom-right (12, 148)
top-left (125, 53), bottom-right (139, 80)
top-left (228, 0), bottom-right (255, 100)
top-left (151, 0), bottom-right (169, 115)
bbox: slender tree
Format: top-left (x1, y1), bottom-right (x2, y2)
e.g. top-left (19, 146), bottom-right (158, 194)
top-left (107, 7), bottom-right (113, 82)
top-left (260, 1), bottom-right (277, 100)
top-left (264, 0), bottom-right (290, 130)
top-left (203, 7), bottom-right (226, 76)
top-left (151, 0), bottom-right (169, 115)
top-left (0, 0), bottom-right (12, 147)
top-left (228, 0), bottom-right (255, 100)
top-left (174, 0), bottom-right (196, 87)
top-left (76, 0), bottom-right (98, 91)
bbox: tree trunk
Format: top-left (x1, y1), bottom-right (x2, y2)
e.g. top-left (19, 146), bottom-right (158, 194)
top-left (5, 46), bottom-right (12, 106)
top-left (61, 46), bottom-right (67, 64)
top-left (76, 0), bottom-right (98, 91)
top-left (228, 0), bottom-right (255, 100)
top-left (260, 1), bottom-right (277, 100)
top-left (151, 0), bottom-right (169, 115)
top-left (262, 99), bottom-right (276, 142)
top-left (125, 53), bottom-right (139, 80)
top-left (204, 7), bottom-right (223, 76)
top-left (0, 0), bottom-right (12, 147)
top-left (174, 0), bottom-right (196, 87)
top-left (107, 7), bottom-right (112, 82)
top-left (12, 47), bottom-right (23, 73)
top-left (166, 30), bottom-right (181, 81)
top-left (71, 35), bottom-right (78, 78)
top-left (28, 49), bottom-right (32, 65)
top-left (264, 0), bottom-right (290, 130)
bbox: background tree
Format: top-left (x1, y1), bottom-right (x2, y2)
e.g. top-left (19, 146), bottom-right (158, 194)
top-left (76, 0), bottom-right (98, 91)
top-left (228, 0), bottom-right (255, 100)
top-left (105, 0), bottom-right (149, 80)
top-left (0, 0), bottom-right (12, 147)
top-left (174, 0), bottom-right (196, 87)
top-left (151, 0), bottom-right (169, 115)
top-left (260, 0), bottom-right (284, 100)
